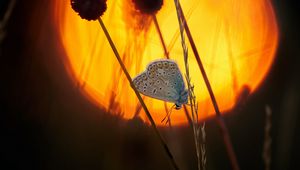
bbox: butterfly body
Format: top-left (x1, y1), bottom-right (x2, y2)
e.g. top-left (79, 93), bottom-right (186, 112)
top-left (175, 89), bottom-right (188, 109)
top-left (133, 59), bottom-right (188, 109)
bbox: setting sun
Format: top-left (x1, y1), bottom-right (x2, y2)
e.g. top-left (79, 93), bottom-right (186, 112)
top-left (52, 0), bottom-right (278, 126)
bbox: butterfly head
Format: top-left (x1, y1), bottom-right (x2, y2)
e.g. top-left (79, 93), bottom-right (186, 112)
top-left (174, 103), bottom-right (182, 110)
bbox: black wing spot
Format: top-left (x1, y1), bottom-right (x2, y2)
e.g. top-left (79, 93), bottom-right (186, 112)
top-left (143, 86), bottom-right (146, 89)
top-left (149, 66), bottom-right (153, 71)
top-left (153, 89), bottom-right (157, 93)
top-left (159, 87), bottom-right (162, 90)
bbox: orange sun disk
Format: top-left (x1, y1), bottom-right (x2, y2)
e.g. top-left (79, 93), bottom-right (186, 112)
top-left (53, 0), bottom-right (278, 126)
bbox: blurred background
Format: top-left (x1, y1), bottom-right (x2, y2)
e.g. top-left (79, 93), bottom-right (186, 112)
top-left (1, 0), bottom-right (299, 170)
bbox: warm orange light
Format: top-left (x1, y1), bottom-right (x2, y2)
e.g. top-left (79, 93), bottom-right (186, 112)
top-left (52, 0), bottom-right (278, 126)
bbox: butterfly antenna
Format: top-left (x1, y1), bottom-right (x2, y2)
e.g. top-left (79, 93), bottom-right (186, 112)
top-left (161, 104), bottom-right (176, 124)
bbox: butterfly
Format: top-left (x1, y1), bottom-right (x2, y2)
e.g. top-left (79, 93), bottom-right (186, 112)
top-left (133, 59), bottom-right (188, 110)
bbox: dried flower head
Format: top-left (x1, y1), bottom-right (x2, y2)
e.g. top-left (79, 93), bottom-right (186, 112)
top-left (132, 0), bottom-right (163, 14)
top-left (71, 0), bottom-right (107, 20)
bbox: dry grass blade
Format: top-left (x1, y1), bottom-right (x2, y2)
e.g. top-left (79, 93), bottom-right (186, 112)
top-left (173, 0), bottom-right (203, 169)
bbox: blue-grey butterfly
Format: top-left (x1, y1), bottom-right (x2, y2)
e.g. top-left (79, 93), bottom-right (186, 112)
top-left (133, 59), bottom-right (188, 110)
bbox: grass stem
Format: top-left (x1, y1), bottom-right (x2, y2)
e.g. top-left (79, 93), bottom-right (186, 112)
top-left (98, 17), bottom-right (179, 170)
top-left (173, 0), bottom-right (202, 169)
top-left (152, 15), bottom-right (169, 58)
top-left (176, 2), bottom-right (240, 170)
top-left (263, 105), bottom-right (272, 170)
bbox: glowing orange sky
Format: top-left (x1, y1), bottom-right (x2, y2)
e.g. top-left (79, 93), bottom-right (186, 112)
top-left (53, 0), bottom-right (278, 126)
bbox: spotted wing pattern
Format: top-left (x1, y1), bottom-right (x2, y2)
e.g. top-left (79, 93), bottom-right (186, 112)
top-left (133, 59), bottom-right (185, 103)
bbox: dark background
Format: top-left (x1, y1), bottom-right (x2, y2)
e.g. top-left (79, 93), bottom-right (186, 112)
top-left (1, 0), bottom-right (299, 169)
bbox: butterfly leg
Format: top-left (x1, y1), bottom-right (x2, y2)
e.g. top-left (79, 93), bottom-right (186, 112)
top-left (161, 104), bottom-right (176, 124)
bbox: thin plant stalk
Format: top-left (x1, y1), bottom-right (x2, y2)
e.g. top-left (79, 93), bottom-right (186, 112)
top-left (263, 105), bottom-right (272, 170)
top-left (133, 96), bottom-right (145, 118)
top-left (167, 1), bottom-right (199, 53)
top-left (173, 0), bottom-right (202, 169)
top-left (200, 123), bottom-right (207, 170)
top-left (152, 15), bottom-right (169, 58)
top-left (152, 14), bottom-right (193, 127)
top-left (176, 2), bottom-right (239, 170)
top-left (97, 18), bottom-right (179, 170)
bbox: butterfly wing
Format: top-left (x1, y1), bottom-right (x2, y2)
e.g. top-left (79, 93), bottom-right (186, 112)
top-left (133, 59), bottom-right (186, 104)
top-left (133, 72), bottom-right (179, 103)
top-left (146, 59), bottom-right (186, 94)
